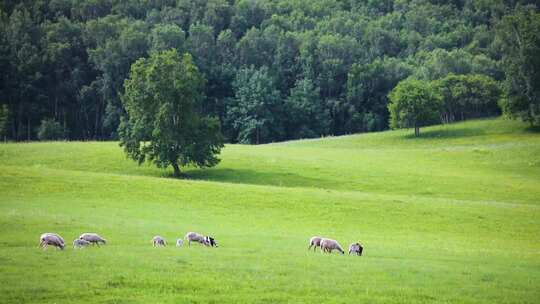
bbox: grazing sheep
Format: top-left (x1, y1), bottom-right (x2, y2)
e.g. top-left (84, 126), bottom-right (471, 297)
top-left (79, 233), bottom-right (107, 246)
top-left (152, 236), bottom-right (167, 247)
top-left (204, 236), bottom-right (218, 247)
top-left (320, 238), bottom-right (345, 254)
top-left (73, 239), bottom-right (91, 249)
top-left (184, 232), bottom-right (205, 246)
top-left (184, 232), bottom-right (217, 247)
top-left (308, 236), bottom-right (323, 251)
top-left (39, 233), bottom-right (65, 250)
top-left (176, 239), bottom-right (184, 247)
top-left (348, 242), bottom-right (363, 256)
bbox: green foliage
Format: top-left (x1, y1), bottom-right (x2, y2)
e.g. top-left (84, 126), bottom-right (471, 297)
top-left (347, 58), bottom-right (412, 132)
top-left (0, 0), bottom-right (530, 141)
top-left (414, 48), bottom-right (503, 81)
top-left (37, 118), bottom-right (65, 140)
top-left (434, 74), bottom-right (502, 123)
top-left (227, 66), bottom-right (283, 144)
top-left (149, 23), bottom-right (185, 53)
top-left (119, 50), bottom-right (223, 177)
top-left (285, 77), bottom-right (329, 138)
top-left (388, 78), bottom-right (443, 136)
top-left (496, 5), bottom-right (540, 126)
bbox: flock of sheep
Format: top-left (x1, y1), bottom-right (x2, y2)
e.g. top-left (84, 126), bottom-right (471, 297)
top-left (309, 236), bottom-right (363, 255)
top-left (39, 231), bottom-right (218, 250)
top-left (152, 232), bottom-right (218, 248)
top-left (39, 232), bottom-right (363, 256)
top-left (39, 232), bottom-right (107, 249)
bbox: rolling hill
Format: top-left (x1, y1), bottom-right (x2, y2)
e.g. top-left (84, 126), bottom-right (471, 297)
top-left (0, 118), bottom-right (539, 303)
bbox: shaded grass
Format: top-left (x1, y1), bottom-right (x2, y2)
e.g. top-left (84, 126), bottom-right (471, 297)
top-left (0, 118), bottom-right (539, 303)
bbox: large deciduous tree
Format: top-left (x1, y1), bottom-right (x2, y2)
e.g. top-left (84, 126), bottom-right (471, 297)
top-left (388, 78), bottom-right (442, 136)
top-left (119, 50), bottom-right (223, 177)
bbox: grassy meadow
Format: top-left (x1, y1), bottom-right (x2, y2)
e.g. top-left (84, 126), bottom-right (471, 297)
top-left (0, 118), bottom-right (539, 303)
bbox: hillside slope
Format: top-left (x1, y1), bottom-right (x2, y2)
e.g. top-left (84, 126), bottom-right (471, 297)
top-left (0, 118), bottom-right (539, 303)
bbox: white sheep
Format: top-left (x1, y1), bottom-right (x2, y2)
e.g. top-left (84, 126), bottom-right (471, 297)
top-left (176, 239), bottom-right (184, 247)
top-left (79, 233), bottom-right (107, 246)
top-left (39, 233), bottom-right (65, 250)
top-left (184, 232), bottom-right (206, 246)
top-left (152, 235), bottom-right (167, 247)
top-left (308, 236), bottom-right (323, 251)
top-left (73, 239), bottom-right (91, 249)
top-left (348, 242), bottom-right (363, 256)
top-left (184, 232), bottom-right (217, 247)
top-left (320, 238), bottom-right (345, 254)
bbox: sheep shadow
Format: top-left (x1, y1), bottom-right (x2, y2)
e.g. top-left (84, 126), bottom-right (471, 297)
top-left (167, 168), bottom-right (330, 189)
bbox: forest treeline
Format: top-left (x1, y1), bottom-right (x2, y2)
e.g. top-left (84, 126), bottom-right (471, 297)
top-left (0, 0), bottom-right (538, 143)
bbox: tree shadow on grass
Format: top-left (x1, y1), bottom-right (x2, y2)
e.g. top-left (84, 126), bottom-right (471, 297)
top-left (524, 125), bottom-right (540, 133)
top-left (403, 126), bottom-right (486, 140)
top-left (166, 167), bottom-right (333, 189)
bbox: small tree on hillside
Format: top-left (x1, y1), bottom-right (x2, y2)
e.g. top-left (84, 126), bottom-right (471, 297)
top-left (388, 78), bottom-right (442, 136)
top-left (119, 50), bottom-right (224, 177)
top-left (434, 74), bottom-right (502, 123)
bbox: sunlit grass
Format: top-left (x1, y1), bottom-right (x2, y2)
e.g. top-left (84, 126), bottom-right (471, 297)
top-left (0, 118), bottom-right (539, 303)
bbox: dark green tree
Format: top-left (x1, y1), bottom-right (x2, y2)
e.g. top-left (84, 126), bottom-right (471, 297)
top-left (285, 77), bottom-right (329, 139)
top-left (37, 118), bottom-right (65, 140)
top-left (227, 66), bottom-right (283, 144)
top-left (347, 58), bottom-right (412, 132)
top-left (496, 5), bottom-right (540, 126)
top-left (86, 17), bottom-right (149, 138)
top-left (0, 104), bottom-right (9, 141)
top-left (149, 23), bottom-right (185, 53)
top-left (388, 78), bottom-right (443, 136)
top-left (119, 50), bottom-right (223, 177)
top-left (434, 73), bottom-right (501, 123)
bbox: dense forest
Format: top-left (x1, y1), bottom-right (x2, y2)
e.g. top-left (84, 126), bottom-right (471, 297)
top-left (0, 0), bottom-right (539, 143)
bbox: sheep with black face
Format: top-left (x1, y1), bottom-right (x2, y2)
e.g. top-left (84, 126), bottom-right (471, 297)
top-left (184, 232), bottom-right (218, 247)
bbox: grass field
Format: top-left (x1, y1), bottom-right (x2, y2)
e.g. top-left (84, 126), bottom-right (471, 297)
top-left (0, 118), bottom-right (539, 303)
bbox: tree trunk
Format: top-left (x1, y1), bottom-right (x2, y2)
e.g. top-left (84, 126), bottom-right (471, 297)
top-left (172, 163), bottom-right (181, 178)
top-left (415, 126), bottom-right (420, 137)
top-left (27, 117), bottom-right (31, 141)
top-left (256, 126), bottom-right (260, 145)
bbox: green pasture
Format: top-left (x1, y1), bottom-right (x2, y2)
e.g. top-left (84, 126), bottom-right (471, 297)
top-left (0, 118), bottom-right (539, 303)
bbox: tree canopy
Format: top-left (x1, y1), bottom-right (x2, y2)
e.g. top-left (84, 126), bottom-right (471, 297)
top-left (388, 78), bottom-right (443, 136)
top-left (496, 5), bottom-right (540, 126)
top-left (437, 74), bottom-right (502, 122)
top-left (119, 49), bottom-right (223, 176)
top-left (0, 1), bottom-right (538, 142)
